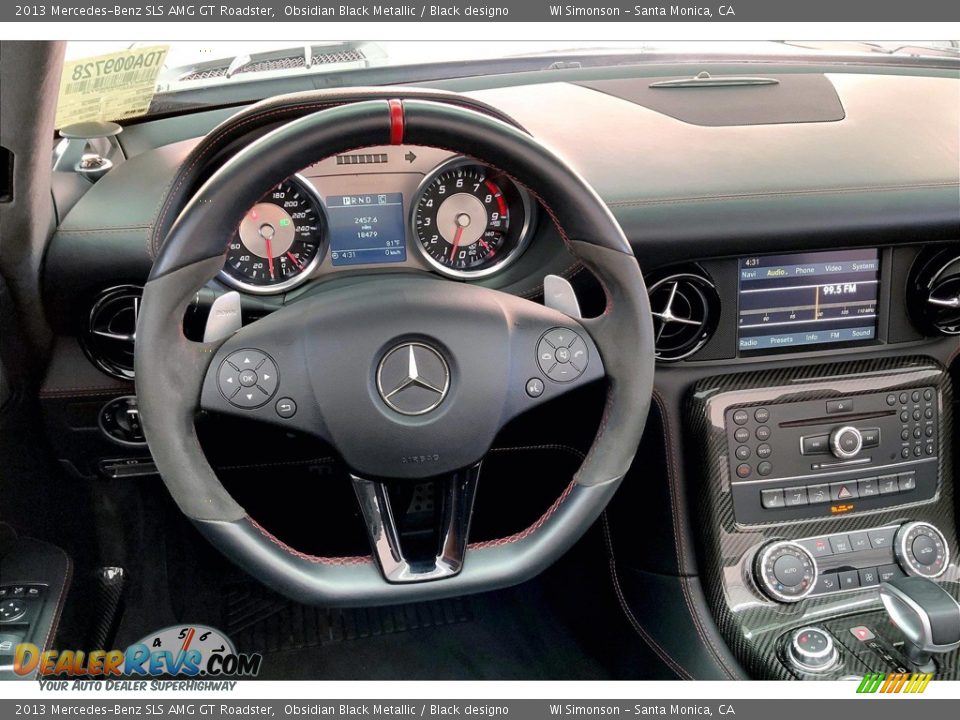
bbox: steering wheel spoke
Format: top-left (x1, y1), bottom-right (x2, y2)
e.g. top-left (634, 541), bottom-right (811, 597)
top-left (351, 463), bottom-right (480, 583)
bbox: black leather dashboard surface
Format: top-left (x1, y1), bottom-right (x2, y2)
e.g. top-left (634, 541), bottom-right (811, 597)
top-left (575, 73), bottom-right (845, 126)
top-left (48, 70), bottom-right (959, 282)
top-left (470, 74), bottom-right (959, 266)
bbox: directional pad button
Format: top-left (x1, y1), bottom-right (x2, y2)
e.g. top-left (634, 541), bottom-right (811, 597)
top-left (218, 349), bottom-right (279, 408)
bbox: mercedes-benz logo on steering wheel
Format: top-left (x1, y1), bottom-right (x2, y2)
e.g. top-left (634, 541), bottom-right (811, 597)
top-left (376, 342), bottom-right (450, 416)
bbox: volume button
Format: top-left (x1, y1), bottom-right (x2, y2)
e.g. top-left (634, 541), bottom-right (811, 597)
top-left (829, 425), bottom-right (863, 459)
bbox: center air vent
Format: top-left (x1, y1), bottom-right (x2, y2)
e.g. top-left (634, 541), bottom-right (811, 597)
top-left (647, 272), bottom-right (719, 361)
top-left (909, 245), bottom-right (960, 336)
top-left (82, 285), bottom-right (142, 380)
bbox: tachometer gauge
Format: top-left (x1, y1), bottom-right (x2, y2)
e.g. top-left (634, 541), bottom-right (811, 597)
top-left (411, 159), bottom-right (533, 279)
top-left (219, 176), bottom-right (326, 294)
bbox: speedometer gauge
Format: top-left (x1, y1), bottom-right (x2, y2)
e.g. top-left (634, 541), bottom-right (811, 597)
top-left (219, 176), bottom-right (327, 294)
top-left (411, 159), bottom-right (533, 279)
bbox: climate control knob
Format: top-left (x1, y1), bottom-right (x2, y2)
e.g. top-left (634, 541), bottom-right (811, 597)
top-left (829, 425), bottom-right (863, 459)
top-left (754, 541), bottom-right (818, 603)
top-left (895, 522), bottom-right (950, 578)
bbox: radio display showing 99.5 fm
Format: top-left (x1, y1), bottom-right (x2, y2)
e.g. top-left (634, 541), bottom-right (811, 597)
top-left (325, 192), bottom-right (407, 266)
top-left (737, 248), bottom-right (881, 353)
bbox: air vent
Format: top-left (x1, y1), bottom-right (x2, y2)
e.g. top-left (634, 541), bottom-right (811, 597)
top-left (176, 47), bottom-right (367, 82)
top-left (179, 65), bottom-right (229, 82)
top-left (82, 285), bottom-right (142, 380)
top-left (308, 47), bottom-right (367, 65)
top-left (648, 272), bottom-right (719, 361)
top-left (909, 245), bottom-right (960, 335)
top-left (234, 54), bottom-right (306, 75)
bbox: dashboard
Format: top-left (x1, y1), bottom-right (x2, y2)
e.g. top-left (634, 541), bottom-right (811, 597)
top-left (219, 146), bottom-right (536, 294)
top-left (31, 62), bottom-right (960, 682)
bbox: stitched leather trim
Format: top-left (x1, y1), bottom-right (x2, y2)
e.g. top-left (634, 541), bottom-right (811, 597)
top-left (946, 342), bottom-right (960, 368)
top-left (469, 480), bottom-right (577, 551)
top-left (246, 515), bottom-right (372, 566)
top-left (606, 181), bottom-right (960, 209)
top-left (216, 456), bottom-right (335, 472)
top-left (651, 389), bottom-right (738, 680)
top-left (243, 445), bottom-right (588, 564)
top-left (22, 545), bottom-right (73, 680)
top-left (39, 387), bottom-right (133, 398)
top-left (469, 444), bottom-right (583, 550)
top-left (56, 226), bottom-right (153, 234)
top-left (601, 513), bottom-right (692, 680)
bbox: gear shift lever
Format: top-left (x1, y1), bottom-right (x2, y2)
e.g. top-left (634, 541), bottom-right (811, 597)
top-left (879, 576), bottom-right (960, 673)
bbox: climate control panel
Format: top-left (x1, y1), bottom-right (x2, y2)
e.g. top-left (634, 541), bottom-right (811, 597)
top-left (725, 387), bottom-right (940, 524)
top-left (753, 522), bottom-right (951, 603)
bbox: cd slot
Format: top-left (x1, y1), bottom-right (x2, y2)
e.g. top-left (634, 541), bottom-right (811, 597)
top-left (779, 409), bottom-right (896, 428)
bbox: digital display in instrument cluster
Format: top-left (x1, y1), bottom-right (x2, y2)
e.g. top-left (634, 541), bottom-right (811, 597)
top-left (737, 248), bottom-right (881, 353)
top-left (325, 192), bottom-right (407, 266)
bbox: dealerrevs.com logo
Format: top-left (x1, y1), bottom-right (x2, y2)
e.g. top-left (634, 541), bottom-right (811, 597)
top-left (14, 625), bottom-right (262, 683)
top-left (856, 672), bottom-right (934, 694)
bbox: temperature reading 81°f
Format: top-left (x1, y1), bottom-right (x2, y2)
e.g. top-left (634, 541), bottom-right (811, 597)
top-left (325, 192), bottom-right (407, 267)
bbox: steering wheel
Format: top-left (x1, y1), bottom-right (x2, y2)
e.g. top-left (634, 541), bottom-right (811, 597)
top-left (135, 99), bottom-right (654, 606)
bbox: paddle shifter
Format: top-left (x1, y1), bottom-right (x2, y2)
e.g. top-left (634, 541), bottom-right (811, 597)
top-left (879, 576), bottom-right (960, 672)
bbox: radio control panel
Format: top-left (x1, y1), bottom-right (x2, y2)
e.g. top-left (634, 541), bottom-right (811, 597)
top-left (726, 387), bottom-right (940, 524)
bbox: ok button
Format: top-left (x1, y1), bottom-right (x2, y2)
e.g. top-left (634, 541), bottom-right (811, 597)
top-left (774, 554), bottom-right (805, 587)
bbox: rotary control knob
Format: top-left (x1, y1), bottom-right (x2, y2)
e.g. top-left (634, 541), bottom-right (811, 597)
top-left (829, 425), bottom-right (863, 459)
top-left (754, 541), bottom-right (818, 603)
top-left (895, 522), bottom-right (950, 578)
top-left (787, 627), bottom-right (838, 673)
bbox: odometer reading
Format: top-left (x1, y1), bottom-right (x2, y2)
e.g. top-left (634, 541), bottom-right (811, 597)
top-left (412, 161), bottom-right (531, 278)
top-left (221, 177), bottom-right (326, 293)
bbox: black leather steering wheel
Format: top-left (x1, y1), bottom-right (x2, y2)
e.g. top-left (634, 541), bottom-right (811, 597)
top-left (135, 98), bottom-right (654, 606)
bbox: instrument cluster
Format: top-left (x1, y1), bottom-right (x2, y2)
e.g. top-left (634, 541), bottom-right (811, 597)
top-left (218, 148), bottom-right (536, 295)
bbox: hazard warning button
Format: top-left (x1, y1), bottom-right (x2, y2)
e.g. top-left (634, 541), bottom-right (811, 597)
top-left (830, 481), bottom-right (859, 502)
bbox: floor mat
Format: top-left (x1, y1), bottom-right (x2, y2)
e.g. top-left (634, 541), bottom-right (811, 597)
top-left (224, 582), bottom-right (475, 654)
top-left (220, 579), bottom-right (612, 680)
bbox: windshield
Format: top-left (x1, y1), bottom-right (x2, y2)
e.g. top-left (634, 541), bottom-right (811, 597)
top-left (57, 40), bottom-right (960, 129)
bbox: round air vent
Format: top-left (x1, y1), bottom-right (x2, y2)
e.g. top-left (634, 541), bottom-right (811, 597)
top-left (909, 245), bottom-right (960, 336)
top-left (647, 272), bottom-right (719, 361)
top-left (82, 285), bottom-right (142, 380)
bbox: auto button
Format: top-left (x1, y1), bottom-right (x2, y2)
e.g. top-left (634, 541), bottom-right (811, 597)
top-left (774, 554), bottom-right (806, 586)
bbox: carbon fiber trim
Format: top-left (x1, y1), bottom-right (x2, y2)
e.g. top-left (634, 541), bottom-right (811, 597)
top-left (686, 356), bottom-right (958, 679)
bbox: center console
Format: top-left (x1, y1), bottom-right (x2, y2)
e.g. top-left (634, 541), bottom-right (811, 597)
top-left (686, 356), bottom-right (959, 680)
top-left (725, 384), bottom-right (939, 524)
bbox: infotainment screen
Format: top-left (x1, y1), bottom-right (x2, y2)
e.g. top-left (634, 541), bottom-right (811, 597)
top-left (326, 192), bottom-right (407, 266)
top-left (737, 248), bottom-right (880, 353)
